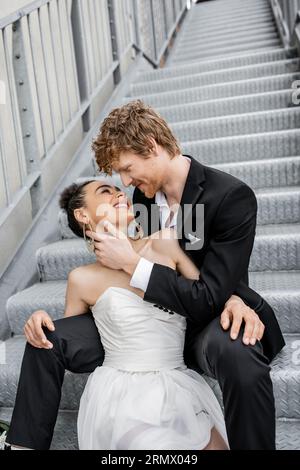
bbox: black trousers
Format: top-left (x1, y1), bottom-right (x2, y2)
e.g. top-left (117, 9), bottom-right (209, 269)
top-left (7, 313), bottom-right (275, 450)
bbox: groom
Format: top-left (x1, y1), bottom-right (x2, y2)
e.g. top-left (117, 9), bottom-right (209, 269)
top-left (7, 100), bottom-right (284, 450)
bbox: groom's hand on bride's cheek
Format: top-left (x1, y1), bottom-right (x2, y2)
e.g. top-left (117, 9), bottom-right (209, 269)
top-left (24, 310), bottom-right (55, 349)
top-left (220, 299), bottom-right (265, 346)
top-left (87, 224), bottom-right (141, 274)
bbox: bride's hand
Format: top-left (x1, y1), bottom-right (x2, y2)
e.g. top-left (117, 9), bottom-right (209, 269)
top-left (24, 310), bottom-right (55, 349)
top-left (220, 295), bottom-right (265, 346)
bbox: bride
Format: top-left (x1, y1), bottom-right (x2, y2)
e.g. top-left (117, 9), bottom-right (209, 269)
top-left (59, 178), bottom-right (230, 450)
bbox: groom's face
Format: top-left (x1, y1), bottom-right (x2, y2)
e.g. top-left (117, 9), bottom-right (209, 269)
top-left (112, 152), bottom-right (163, 199)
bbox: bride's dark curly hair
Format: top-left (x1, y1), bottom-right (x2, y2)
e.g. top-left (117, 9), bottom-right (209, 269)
top-left (59, 181), bottom-right (95, 238)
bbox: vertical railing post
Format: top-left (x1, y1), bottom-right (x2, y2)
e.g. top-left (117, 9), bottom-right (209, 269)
top-left (288, 0), bottom-right (300, 32)
top-left (70, 0), bottom-right (89, 104)
top-left (162, 0), bottom-right (169, 40)
top-left (131, 0), bottom-right (141, 48)
top-left (172, 0), bottom-right (177, 23)
top-left (149, 0), bottom-right (158, 61)
top-left (107, 0), bottom-right (121, 85)
top-left (11, 19), bottom-right (41, 175)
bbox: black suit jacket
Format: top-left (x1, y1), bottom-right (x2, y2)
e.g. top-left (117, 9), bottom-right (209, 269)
top-left (132, 155), bottom-right (285, 362)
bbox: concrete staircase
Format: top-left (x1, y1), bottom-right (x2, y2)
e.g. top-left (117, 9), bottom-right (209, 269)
top-left (1, 0), bottom-right (300, 449)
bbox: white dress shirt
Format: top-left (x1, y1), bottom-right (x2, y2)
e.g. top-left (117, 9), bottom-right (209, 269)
top-left (130, 157), bottom-right (191, 292)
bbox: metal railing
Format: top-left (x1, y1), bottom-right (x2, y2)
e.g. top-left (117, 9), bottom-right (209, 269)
top-left (270, 0), bottom-right (300, 47)
top-left (132, 0), bottom-right (186, 68)
top-left (0, 0), bottom-right (187, 278)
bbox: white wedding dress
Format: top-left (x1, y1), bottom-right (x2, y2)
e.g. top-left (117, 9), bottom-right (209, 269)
top-left (77, 287), bottom-right (228, 450)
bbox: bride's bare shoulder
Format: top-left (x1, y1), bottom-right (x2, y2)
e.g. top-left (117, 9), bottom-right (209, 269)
top-left (67, 263), bottom-right (106, 290)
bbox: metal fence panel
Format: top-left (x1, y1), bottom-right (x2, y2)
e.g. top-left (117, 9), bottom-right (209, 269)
top-left (135, 0), bottom-right (155, 59)
top-left (49, 0), bottom-right (71, 127)
top-left (114, 0), bottom-right (132, 55)
top-left (97, 0), bottom-right (113, 74)
top-left (28, 9), bottom-right (55, 152)
top-left (164, 0), bottom-right (175, 33)
top-left (0, 143), bottom-right (7, 211)
top-left (0, 28), bottom-right (22, 202)
top-left (58, 0), bottom-right (79, 116)
top-left (153, 0), bottom-right (167, 54)
top-left (20, 15), bottom-right (46, 159)
top-left (39, 4), bottom-right (63, 139)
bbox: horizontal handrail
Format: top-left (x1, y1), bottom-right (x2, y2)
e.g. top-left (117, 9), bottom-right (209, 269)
top-left (0, 0), bottom-right (50, 29)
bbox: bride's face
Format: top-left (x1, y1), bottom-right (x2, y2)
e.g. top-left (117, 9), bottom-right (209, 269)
top-left (80, 181), bottom-right (135, 230)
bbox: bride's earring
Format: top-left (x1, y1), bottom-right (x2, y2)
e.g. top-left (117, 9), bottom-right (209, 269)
top-left (128, 220), bottom-right (144, 240)
top-left (83, 222), bottom-right (95, 253)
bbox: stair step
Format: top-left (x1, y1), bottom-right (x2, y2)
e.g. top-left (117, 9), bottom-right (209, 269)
top-left (126, 73), bottom-right (300, 107)
top-left (175, 32), bottom-right (279, 57)
top-left (255, 187), bottom-right (300, 225)
top-left (182, 129), bottom-right (300, 164)
top-left (178, 24), bottom-right (277, 46)
top-left (6, 280), bottom-right (67, 334)
top-left (185, 12), bottom-right (273, 29)
top-left (180, 19), bottom-right (276, 41)
top-left (251, 224), bottom-right (300, 271)
top-left (189, 4), bottom-right (271, 18)
top-left (137, 49), bottom-right (297, 82)
top-left (131, 60), bottom-right (300, 96)
top-left (6, 271), bottom-right (300, 335)
top-left (1, 334), bottom-right (299, 422)
top-left (189, 2), bottom-right (271, 14)
top-left (170, 40), bottom-right (282, 63)
top-left (36, 239), bottom-right (95, 281)
top-left (213, 156), bottom-right (300, 189)
top-left (249, 271), bottom-right (300, 334)
top-left (157, 90), bottom-right (296, 123)
top-left (171, 108), bottom-right (300, 141)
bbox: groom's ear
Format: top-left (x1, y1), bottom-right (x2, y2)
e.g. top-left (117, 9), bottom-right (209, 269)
top-left (148, 137), bottom-right (159, 156)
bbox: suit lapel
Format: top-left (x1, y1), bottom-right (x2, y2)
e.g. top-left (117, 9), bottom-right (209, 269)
top-left (177, 155), bottom-right (206, 246)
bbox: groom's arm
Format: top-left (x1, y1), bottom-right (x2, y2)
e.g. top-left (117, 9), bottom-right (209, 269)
top-left (131, 182), bottom-right (257, 326)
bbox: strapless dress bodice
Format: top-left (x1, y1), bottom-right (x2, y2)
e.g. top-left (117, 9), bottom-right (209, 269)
top-left (91, 286), bottom-right (187, 372)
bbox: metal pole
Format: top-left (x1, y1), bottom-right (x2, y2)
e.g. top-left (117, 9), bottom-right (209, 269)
top-left (149, 0), bottom-right (158, 61)
top-left (107, 0), bottom-right (121, 85)
top-left (131, 0), bottom-right (141, 48)
top-left (162, 0), bottom-right (169, 39)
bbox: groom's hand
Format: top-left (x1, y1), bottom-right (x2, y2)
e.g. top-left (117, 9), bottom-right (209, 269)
top-left (24, 310), bottom-right (55, 349)
top-left (86, 222), bottom-right (141, 274)
top-left (220, 296), bottom-right (265, 346)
